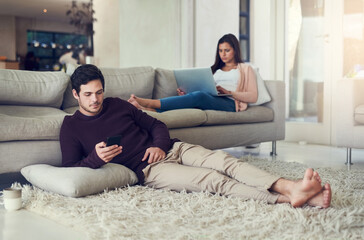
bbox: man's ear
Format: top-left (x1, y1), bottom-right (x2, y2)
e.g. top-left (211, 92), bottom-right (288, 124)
top-left (72, 89), bottom-right (80, 100)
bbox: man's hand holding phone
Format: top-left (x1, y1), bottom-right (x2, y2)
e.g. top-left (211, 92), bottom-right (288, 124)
top-left (95, 135), bottom-right (123, 163)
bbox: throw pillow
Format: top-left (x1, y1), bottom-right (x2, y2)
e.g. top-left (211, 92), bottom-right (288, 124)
top-left (246, 64), bottom-right (272, 106)
top-left (21, 163), bottom-right (138, 198)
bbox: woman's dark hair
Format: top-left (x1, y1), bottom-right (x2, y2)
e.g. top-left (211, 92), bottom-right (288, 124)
top-left (211, 34), bottom-right (243, 74)
top-left (70, 64), bottom-right (105, 95)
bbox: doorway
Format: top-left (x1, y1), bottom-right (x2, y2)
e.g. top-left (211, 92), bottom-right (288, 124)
top-left (285, 0), bottom-right (337, 145)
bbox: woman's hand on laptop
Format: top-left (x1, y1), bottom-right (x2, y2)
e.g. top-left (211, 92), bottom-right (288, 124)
top-left (216, 85), bottom-right (232, 95)
top-left (177, 88), bottom-right (186, 96)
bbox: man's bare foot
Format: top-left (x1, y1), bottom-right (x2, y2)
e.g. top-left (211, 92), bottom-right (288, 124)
top-left (313, 171), bottom-right (322, 183)
top-left (289, 168), bottom-right (323, 207)
top-left (274, 169), bottom-right (323, 207)
top-left (307, 183), bottom-right (332, 208)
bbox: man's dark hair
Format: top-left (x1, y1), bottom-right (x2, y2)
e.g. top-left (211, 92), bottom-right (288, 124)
top-left (70, 64), bottom-right (105, 95)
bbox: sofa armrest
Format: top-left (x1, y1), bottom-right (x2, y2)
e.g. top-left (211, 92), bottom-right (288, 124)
top-left (336, 79), bottom-right (364, 126)
top-left (336, 78), bottom-right (364, 147)
top-left (352, 79), bottom-right (364, 110)
top-left (262, 80), bottom-right (286, 140)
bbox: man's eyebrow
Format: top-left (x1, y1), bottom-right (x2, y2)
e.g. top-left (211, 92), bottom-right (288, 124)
top-left (83, 89), bottom-right (103, 94)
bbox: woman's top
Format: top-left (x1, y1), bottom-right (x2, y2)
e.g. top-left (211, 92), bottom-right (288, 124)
top-left (214, 68), bottom-right (239, 93)
top-left (213, 63), bottom-right (258, 112)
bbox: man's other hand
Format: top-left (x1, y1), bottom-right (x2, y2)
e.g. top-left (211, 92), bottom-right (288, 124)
top-left (142, 147), bottom-right (166, 164)
top-left (96, 142), bottom-right (122, 163)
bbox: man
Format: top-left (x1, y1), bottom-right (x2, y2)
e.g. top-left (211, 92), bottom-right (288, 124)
top-left (60, 64), bottom-right (331, 208)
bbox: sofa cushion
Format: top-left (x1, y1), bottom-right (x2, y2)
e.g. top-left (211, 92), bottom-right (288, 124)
top-left (62, 66), bottom-right (155, 109)
top-left (153, 68), bottom-right (178, 99)
top-left (246, 64), bottom-right (272, 106)
top-left (354, 105), bottom-right (364, 125)
top-left (203, 106), bottom-right (273, 126)
top-left (0, 69), bottom-right (69, 108)
top-left (21, 163), bottom-right (138, 197)
top-left (63, 106), bottom-right (79, 114)
top-left (143, 109), bottom-right (207, 129)
top-left (0, 105), bottom-right (68, 141)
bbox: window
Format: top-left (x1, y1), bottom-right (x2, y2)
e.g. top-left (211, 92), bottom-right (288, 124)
top-left (27, 30), bottom-right (89, 71)
top-left (343, 0), bottom-right (364, 78)
top-left (239, 0), bottom-right (250, 62)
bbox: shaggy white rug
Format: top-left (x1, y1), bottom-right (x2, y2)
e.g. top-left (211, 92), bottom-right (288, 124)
top-left (19, 156), bottom-right (364, 240)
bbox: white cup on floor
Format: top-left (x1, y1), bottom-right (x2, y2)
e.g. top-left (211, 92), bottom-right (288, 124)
top-left (1, 188), bottom-right (22, 211)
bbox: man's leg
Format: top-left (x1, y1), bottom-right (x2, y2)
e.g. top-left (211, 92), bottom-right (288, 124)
top-left (143, 161), bottom-right (279, 204)
top-left (174, 142), bottom-right (280, 190)
top-left (171, 142), bottom-right (331, 208)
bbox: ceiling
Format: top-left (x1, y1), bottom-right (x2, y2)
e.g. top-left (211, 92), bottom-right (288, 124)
top-left (0, 0), bottom-right (90, 22)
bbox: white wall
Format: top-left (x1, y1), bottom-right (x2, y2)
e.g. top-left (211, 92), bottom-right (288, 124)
top-left (251, 0), bottom-right (273, 80)
top-left (93, 0), bottom-right (120, 68)
top-left (118, 0), bottom-right (181, 69)
top-left (194, 0), bottom-right (239, 67)
top-left (93, 0), bottom-right (239, 69)
top-left (94, 0), bottom-right (181, 69)
top-left (250, 0), bottom-right (284, 81)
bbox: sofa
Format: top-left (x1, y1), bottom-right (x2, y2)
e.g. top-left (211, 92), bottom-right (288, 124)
top-left (336, 78), bottom-right (364, 164)
top-left (0, 66), bottom-right (285, 178)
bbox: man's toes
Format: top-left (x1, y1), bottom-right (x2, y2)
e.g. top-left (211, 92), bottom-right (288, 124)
top-left (313, 171), bottom-right (322, 183)
top-left (323, 183), bottom-right (332, 208)
top-left (325, 183), bottom-right (331, 198)
top-left (304, 168), bottom-right (314, 180)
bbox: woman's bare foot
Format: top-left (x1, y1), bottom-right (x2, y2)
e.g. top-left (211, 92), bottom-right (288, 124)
top-left (128, 94), bottom-right (143, 109)
top-left (273, 168), bottom-right (323, 207)
top-left (307, 183), bottom-right (332, 208)
top-left (128, 94), bottom-right (159, 112)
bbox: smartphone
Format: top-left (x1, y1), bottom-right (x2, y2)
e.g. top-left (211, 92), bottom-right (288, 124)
top-left (106, 135), bottom-right (122, 147)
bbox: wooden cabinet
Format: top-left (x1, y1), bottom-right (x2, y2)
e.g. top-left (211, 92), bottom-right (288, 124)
top-left (0, 61), bottom-right (20, 70)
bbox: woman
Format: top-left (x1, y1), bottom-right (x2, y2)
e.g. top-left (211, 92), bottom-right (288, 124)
top-left (128, 33), bottom-right (258, 112)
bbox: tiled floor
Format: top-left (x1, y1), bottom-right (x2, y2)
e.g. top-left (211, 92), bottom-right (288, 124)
top-left (0, 141), bottom-right (363, 240)
top-left (226, 141), bottom-right (364, 170)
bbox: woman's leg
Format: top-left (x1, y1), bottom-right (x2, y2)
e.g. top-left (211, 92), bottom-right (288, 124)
top-left (160, 91), bottom-right (235, 112)
top-left (128, 91), bottom-right (235, 112)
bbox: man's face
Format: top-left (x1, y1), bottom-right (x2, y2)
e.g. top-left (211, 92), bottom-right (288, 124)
top-left (73, 79), bottom-right (104, 116)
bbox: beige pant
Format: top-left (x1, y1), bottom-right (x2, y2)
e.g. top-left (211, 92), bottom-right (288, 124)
top-left (143, 142), bottom-right (281, 204)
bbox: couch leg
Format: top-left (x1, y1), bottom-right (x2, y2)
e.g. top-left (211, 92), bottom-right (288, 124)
top-left (270, 141), bottom-right (277, 156)
top-left (345, 148), bottom-right (353, 165)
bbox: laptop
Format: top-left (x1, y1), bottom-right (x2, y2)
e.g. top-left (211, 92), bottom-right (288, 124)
top-left (173, 68), bottom-right (232, 97)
